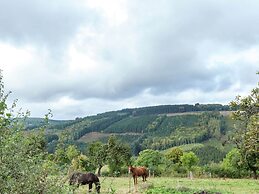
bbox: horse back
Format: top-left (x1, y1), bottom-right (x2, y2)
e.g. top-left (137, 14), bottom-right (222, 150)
top-left (140, 167), bottom-right (148, 176)
top-left (133, 167), bottom-right (148, 176)
top-left (79, 173), bottom-right (100, 185)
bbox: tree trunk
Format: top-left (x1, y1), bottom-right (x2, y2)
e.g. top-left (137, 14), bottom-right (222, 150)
top-left (248, 162), bottom-right (258, 179)
top-left (189, 171), bottom-right (193, 179)
top-left (252, 169), bottom-right (257, 179)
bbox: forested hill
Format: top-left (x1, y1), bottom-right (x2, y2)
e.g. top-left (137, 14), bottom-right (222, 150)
top-left (92, 103), bottom-right (230, 117)
top-left (25, 103), bottom-right (235, 164)
top-left (25, 103), bottom-right (231, 130)
top-left (117, 103), bottom-right (230, 116)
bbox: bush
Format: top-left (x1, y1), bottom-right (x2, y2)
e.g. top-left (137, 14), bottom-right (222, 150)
top-left (204, 163), bottom-right (249, 178)
top-left (163, 163), bottom-right (187, 177)
top-left (0, 73), bottom-right (70, 193)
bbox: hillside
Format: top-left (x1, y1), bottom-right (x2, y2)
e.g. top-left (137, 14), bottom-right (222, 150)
top-left (25, 104), bottom-right (236, 164)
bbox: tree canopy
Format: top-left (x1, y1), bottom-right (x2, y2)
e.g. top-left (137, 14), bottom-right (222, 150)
top-left (230, 73), bottom-right (259, 179)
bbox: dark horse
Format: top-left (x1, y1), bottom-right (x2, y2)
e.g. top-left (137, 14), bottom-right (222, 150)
top-left (69, 172), bottom-right (101, 193)
top-left (128, 166), bottom-right (148, 185)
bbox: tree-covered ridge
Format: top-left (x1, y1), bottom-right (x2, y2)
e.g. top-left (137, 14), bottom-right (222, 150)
top-left (23, 117), bottom-right (75, 130)
top-left (97, 103), bottom-right (231, 117)
top-left (24, 103), bottom-right (232, 131)
top-left (23, 104), bottom-right (236, 166)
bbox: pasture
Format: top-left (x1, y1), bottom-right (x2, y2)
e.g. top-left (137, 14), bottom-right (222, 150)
top-left (72, 176), bottom-right (259, 194)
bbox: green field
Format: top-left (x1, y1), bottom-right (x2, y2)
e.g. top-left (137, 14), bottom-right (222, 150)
top-left (72, 176), bottom-right (259, 194)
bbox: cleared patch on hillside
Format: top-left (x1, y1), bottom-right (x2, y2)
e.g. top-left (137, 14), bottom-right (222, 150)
top-left (166, 112), bottom-right (203, 117)
top-left (166, 111), bottom-right (232, 117)
top-left (219, 111), bottom-right (233, 116)
top-left (162, 143), bottom-right (204, 153)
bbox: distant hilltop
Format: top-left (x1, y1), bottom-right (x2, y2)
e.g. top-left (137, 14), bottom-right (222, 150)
top-left (95, 103), bottom-right (231, 117)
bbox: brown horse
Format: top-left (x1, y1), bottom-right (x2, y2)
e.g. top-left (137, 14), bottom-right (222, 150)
top-left (128, 166), bottom-right (148, 185)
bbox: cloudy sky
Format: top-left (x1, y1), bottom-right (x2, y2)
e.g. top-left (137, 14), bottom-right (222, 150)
top-left (1, 0), bottom-right (258, 119)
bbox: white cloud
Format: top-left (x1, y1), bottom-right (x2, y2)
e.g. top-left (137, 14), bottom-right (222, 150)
top-left (86, 0), bottom-right (128, 26)
top-left (1, 0), bottom-right (259, 119)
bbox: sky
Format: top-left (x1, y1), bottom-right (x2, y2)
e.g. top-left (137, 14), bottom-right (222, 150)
top-left (0, 0), bottom-right (258, 120)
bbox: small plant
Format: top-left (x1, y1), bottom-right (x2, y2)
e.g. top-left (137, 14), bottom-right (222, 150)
top-left (108, 187), bottom-right (116, 194)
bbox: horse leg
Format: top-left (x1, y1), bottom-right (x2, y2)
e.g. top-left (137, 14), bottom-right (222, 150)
top-left (88, 183), bottom-right (93, 193)
top-left (144, 175), bottom-right (146, 182)
top-left (95, 182), bottom-right (101, 193)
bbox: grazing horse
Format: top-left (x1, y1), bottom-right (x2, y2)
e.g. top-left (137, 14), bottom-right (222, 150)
top-left (69, 172), bottom-right (101, 193)
top-left (128, 166), bottom-right (148, 185)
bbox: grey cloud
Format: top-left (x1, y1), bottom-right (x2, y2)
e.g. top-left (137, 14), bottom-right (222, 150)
top-left (0, 0), bottom-right (99, 49)
top-left (87, 0), bottom-right (259, 99)
top-left (4, 0), bottom-right (259, 105)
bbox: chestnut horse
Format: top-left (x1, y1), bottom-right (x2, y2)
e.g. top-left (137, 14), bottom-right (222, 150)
top-left (128, 166), bottom-right (148, 185)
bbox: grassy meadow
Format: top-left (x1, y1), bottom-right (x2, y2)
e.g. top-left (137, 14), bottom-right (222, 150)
top-left (72, 176), bottom-right (259, 194)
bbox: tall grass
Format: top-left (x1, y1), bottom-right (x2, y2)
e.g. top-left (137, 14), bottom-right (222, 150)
top-left (72, 176), bottom-right (259, 194)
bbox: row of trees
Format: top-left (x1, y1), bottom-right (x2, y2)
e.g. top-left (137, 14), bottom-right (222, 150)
top-left (55, 139), bottom-right (253, 178)
top-left (53, 135), bottom-right (131, 176)
top-left (50, 133), bottom-right (254, 179)
top-left (52, 137), bottom-right (200, 177)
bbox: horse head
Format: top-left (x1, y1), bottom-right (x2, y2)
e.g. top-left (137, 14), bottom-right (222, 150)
top-left (128, 166), bottom-right (133, 174)
top-left (69, 172), bottom-right (82, 185)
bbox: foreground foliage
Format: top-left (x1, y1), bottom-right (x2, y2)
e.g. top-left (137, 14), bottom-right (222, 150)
top-left (230, 73), bottom-right (259, 179)
top-left (0, 73), bottom-right (70, 193)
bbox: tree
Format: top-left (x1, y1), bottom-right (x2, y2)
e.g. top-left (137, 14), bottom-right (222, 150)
top-left (165, 147), bottom-right (183, 164)
top-left (53, 131), bottom-right (71, 165)
top-left (135, 149), bottom-right (165, 175)
top-left (87, 141), bottom-right (108, 176)
top-left (243, 115), bottom-right (259, 178)
top-left (230, 73), bottom-right (259, 179)
top-left (70, 154), bottom-right (95, 172)
top-left (222, 148), bottom-right (243, 170)
top-left (220, 148), bottom-right (249, 178)
top-left (180, 152), bottom-right (199, 178)
top-left (66, 145), bottom-right (80, 162)
top-left (106, 136), bottom-right (132, 175)
top-left (208, 118), bottom-right (221, 139)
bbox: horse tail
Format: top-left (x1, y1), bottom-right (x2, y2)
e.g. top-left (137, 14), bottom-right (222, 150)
top-left (142, 167), bottom-right (149, 177)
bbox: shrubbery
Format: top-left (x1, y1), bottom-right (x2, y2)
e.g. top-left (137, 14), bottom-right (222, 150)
top-left (0, 74), bottom-right (70, 193)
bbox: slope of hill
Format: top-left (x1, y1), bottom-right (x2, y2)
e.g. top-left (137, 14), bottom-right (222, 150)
top-left (25, 104), bottom-right (235, 164)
